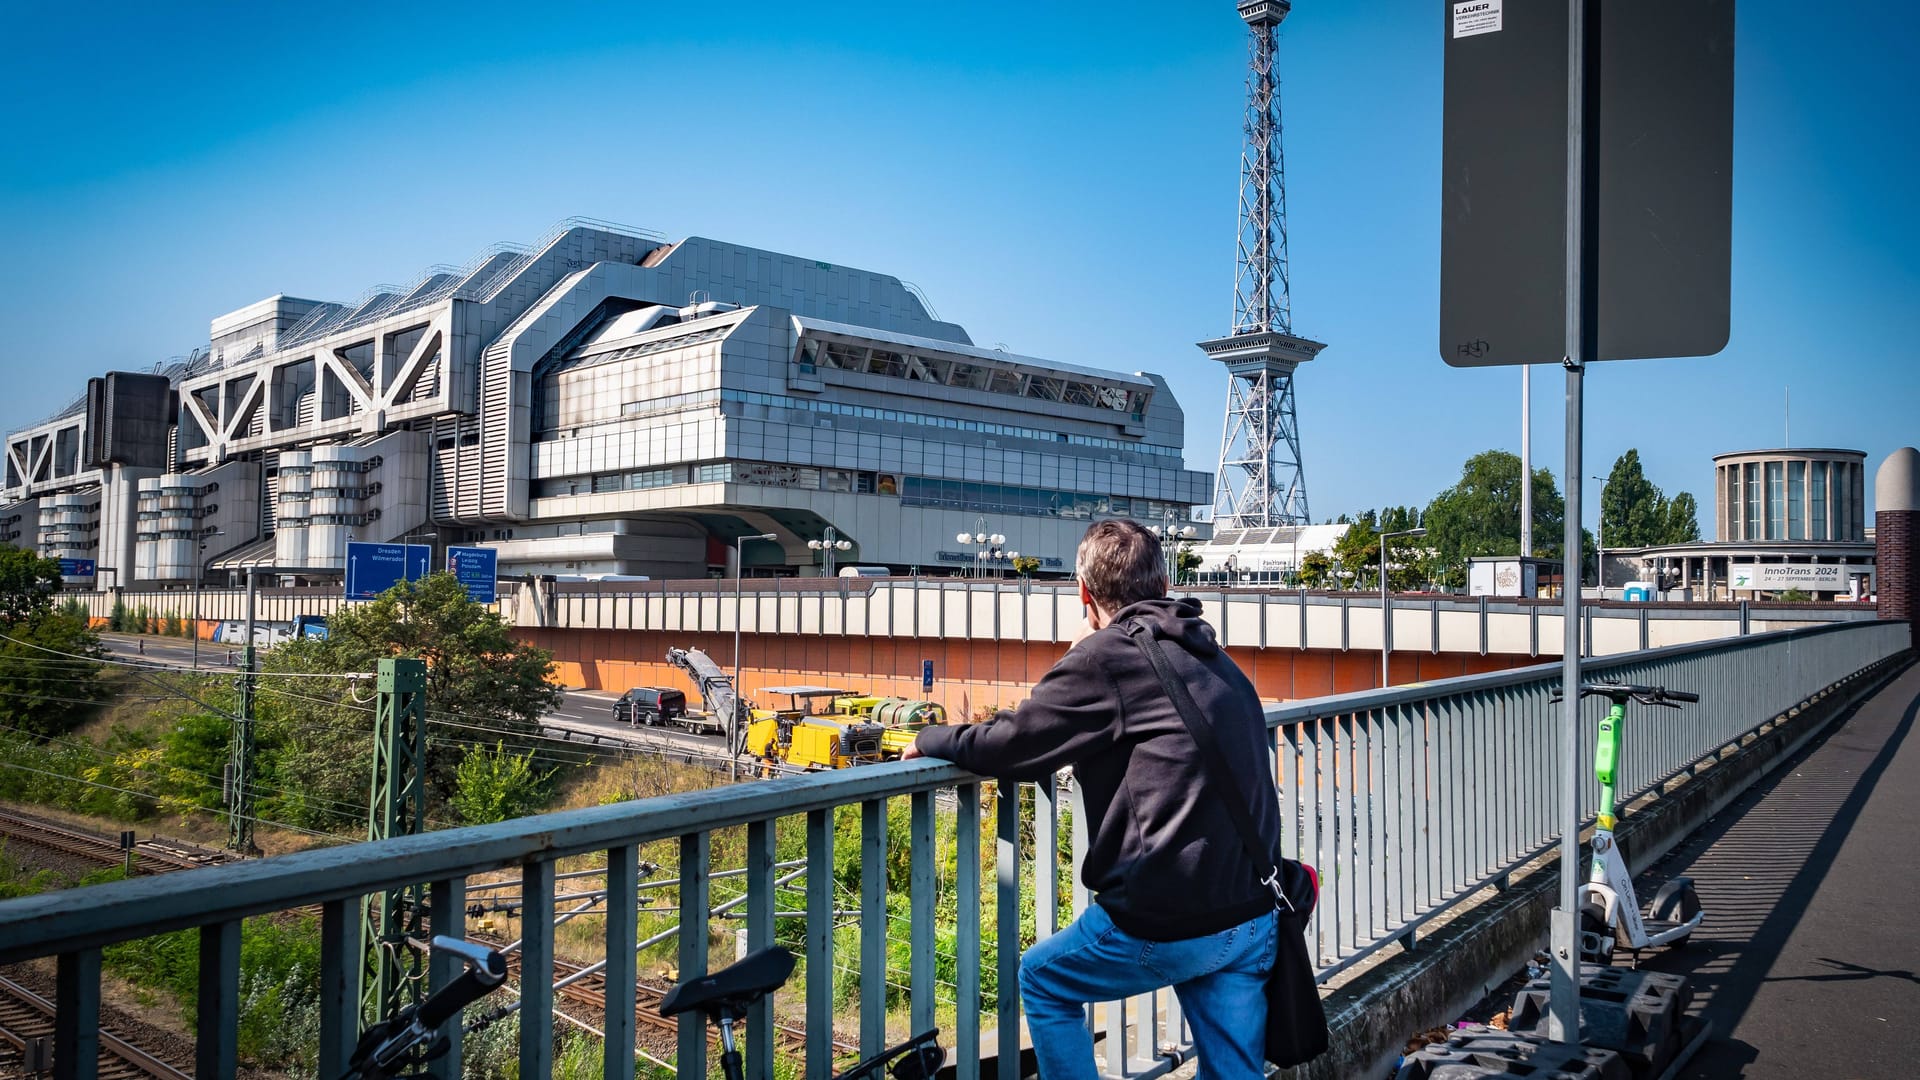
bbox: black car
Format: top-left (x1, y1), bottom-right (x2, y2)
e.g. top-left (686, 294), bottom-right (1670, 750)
top-left (612, 687), bottom-right (687, 727)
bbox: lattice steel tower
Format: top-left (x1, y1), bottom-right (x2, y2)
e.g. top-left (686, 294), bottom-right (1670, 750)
top-left (1202, 0), bottom-right (1327, 530)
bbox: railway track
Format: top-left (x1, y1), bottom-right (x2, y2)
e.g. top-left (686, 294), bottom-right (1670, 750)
top-left (0, 809), bottom-right (235, 876)
top-left (0, 976), bottom-right (192, 1079)
top-left (0, 811), bottom-right (855, 1063)
top-left (490, 941), bottom-right (859, 1058)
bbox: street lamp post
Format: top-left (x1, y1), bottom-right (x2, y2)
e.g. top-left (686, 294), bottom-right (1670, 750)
top-left (1590, 475), bottom-right (1608, 594)
top-left (732, 533), bottom-right (780, 781)
top-left (192, 528), bottom-right (224, 670)
top-left (806, 526), bottom-right (853, 577)
top-left (1380, 527), bottom-right (1428, 686)
top-left (1152, 513), bottom-right (1196, 587)
top-left (956, 527), bottom-right (1007, 579)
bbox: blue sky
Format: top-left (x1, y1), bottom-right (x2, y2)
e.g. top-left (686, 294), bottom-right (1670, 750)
top-left (1, 0), bottom-right (1913, 524)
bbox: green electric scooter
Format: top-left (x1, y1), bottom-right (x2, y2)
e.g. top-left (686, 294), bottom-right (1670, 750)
top-left (1553, 681), bottom-right (1706, 964)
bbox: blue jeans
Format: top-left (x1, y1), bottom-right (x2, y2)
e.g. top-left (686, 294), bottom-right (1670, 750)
top-left (1018, 903), bottom-right (1276, 1080)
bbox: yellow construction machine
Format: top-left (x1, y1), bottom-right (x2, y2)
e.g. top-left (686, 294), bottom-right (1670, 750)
top-left (741, 688), bottom-right (950, 772)
top-left (830, 695), bottom-right (949, 758)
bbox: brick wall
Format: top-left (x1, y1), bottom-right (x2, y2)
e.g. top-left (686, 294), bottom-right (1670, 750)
top-left (1877, 509), bottom-right (1917, 647)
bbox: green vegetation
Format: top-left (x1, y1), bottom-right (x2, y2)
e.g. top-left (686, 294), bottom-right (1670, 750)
top-left (0, 856), bottom-right (323, 1071)
top-left (1174, 543), bottom-right (1203, 584)
top-left (1599, 449), bottom-right (1701, 553)
top-left (1318, 446), bottom-right (1698, 592)
top-left (0, 547), bottom-right (109, 737)
top-left (1420, 450), bottom-right (1567, 590)
top-left (452, 741), bottom-right (558, 825)
top-left (257, 572), bottom-right (561, 831)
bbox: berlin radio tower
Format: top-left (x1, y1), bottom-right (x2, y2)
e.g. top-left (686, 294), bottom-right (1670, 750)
top-left (1202, 0), bottom-right (1326, 531)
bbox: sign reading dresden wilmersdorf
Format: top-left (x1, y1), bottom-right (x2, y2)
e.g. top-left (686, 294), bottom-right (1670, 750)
top-left (1439, 0), bottom-right (1734, 367)
top-left (1741, 564), bottom-right (1848, 591)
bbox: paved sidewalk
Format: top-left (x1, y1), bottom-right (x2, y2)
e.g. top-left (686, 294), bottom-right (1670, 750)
top-left (1638, 659), bottom-right (1919, 1079)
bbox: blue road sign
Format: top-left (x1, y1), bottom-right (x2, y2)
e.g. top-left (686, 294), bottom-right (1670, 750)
top-left (922, 659), bottom-right (934, 694)
top-left (344, 542), bottom-right (431, 600)
top-left (446, 546), bottom-right (499, 604)
top-left (57, 558), bottom-right (96, 578)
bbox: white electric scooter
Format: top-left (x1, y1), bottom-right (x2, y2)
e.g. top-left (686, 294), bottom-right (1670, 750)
top-left (1554, 681), bottom-right (1707, 964)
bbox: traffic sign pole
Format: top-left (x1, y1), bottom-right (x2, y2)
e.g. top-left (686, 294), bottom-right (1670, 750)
top-left (1549, 0), bottom-right (1599, 1044)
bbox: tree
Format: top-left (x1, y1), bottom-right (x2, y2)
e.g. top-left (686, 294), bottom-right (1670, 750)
top-left (1297, 551), bottom-right (1335, 589)
top-left (1174, 544), bottom-right (1203, 584)
top-left (1010, 555), bottom-right (1041, 577)
top-left (0, 547), bottom-right (63, 626)
top-left (0, 548), bottom-right (107, 737)
top-left (1661, 492), bottom-right (1702, 544)
top-left (1600, 450), bottom-right (1701, 549)
top-left (1331, 514), bottom-right (1379, 589)
top-left (1422, 450), bottom-right (1566, 589)
top-left (1325, 507), bottom-right (1429, 590)
top-left (255, 572), bottom-right (562, 829)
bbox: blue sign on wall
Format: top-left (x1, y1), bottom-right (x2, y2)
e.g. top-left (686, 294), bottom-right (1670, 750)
top-left (446, 546), bottom-right (499, 604)
top-left (922, 659), bottom-right (934, 694)
top-left (344, 542), bottom-right (431, 600)
top-left (57, 558), bottom-right (96, 578)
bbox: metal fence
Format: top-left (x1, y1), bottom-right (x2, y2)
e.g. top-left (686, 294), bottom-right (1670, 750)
top-left (0, 620), bottom-right (1905, 1080)
top-left (1274, 618), bottom-right (1912, 980)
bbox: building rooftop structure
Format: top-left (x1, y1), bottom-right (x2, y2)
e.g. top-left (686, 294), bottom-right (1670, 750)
top-left (2, 220), bottom-right (1212, 586)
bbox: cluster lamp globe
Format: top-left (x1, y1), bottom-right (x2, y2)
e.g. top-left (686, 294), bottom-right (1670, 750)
top-left (806, 527), bottom-right (853, 575)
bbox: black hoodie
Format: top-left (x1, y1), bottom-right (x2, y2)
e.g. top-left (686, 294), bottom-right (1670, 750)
top-left (914, 596), bottom-right (1281, 941)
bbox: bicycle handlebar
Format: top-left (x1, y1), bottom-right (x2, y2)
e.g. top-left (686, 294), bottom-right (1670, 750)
top-left (344, 937), bottom-right (507, 1079)
top-left (1549, 682), bottom-right (1699, 707)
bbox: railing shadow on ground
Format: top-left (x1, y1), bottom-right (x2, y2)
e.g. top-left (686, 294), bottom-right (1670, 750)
top-left (1632, 660), bottom-right (1917, 1077)
top-left (0, 621), bottom-right (1908, 1080)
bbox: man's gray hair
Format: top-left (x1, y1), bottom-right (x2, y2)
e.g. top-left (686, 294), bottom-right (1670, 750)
top-left (1076, 520), bottom-right (1169, 612)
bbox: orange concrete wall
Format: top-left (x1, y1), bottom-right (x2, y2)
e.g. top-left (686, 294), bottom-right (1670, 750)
top-left (516, 627), bottom-right (1538, 718)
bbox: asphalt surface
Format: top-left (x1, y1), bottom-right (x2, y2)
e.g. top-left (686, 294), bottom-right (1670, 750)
top-left (1634, 659), bottom-right (1920, 1079)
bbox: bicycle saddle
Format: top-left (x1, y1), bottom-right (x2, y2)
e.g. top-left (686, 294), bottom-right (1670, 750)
top-left (658, 946), bottom-right (796, 1020)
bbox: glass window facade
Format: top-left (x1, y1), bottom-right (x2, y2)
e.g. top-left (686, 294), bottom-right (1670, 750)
top-left (1787, 461), bottom-right (1805, 540)
top-left (719, 389), bottom-right (1177, 458)
top-left (1718, 453), bottom-right (1867, 545)
top-left (1809, 462), bottom-right (1828, 541)
top-left (1765, 461), bottom-right (1784, 540)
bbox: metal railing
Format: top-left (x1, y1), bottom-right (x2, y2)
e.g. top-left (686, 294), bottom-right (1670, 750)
top-left (1274, 618), bottom-right (1911, 980)
top-left (0, 621), bottom-right (1904, 1080)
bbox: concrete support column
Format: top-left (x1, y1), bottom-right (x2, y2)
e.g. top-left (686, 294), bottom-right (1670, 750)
top-left (1875, 447), bottom-right (1919, 649)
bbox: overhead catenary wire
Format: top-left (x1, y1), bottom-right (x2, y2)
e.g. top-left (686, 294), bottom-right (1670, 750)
top-left (0, 760), bottom-right (348, 843)
top-left (0, 719), bottom-right (381, 822)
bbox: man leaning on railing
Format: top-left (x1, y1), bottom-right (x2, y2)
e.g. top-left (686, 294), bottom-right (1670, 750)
top-left (905, 519), bottom-right (1284, 1078)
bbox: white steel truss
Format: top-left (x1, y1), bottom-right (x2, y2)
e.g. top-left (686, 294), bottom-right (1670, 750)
top-left (1204, 0), bottom-right (1322, 530)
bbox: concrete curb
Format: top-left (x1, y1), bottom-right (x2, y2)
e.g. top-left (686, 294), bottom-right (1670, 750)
top-left (1286, 649), bottom-right (1917, 1080)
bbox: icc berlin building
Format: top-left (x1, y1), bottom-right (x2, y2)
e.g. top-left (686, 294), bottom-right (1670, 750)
top-left (1, 221), bottom-right (1212, 586)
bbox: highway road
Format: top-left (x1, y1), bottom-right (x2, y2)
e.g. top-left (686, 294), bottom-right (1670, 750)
top-left (96, 632), bottom-right (736, 761)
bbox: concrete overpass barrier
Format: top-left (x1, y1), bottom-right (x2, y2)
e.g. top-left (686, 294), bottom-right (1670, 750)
top-left (70, 579), bottom-right (1875, 663)
top-left (0, 620), bottom-right (1904, 1080)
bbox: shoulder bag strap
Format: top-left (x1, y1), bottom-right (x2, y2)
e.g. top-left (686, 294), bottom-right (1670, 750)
top-left (1122, 619), bottom-right (1292, 912)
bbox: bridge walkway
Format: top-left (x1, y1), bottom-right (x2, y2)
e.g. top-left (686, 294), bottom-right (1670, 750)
top-left (1638, 659), bottom-right (1918, 1078)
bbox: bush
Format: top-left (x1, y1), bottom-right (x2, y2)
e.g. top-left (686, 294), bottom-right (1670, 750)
top-left (452, 742), bottom-right (558, 825)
